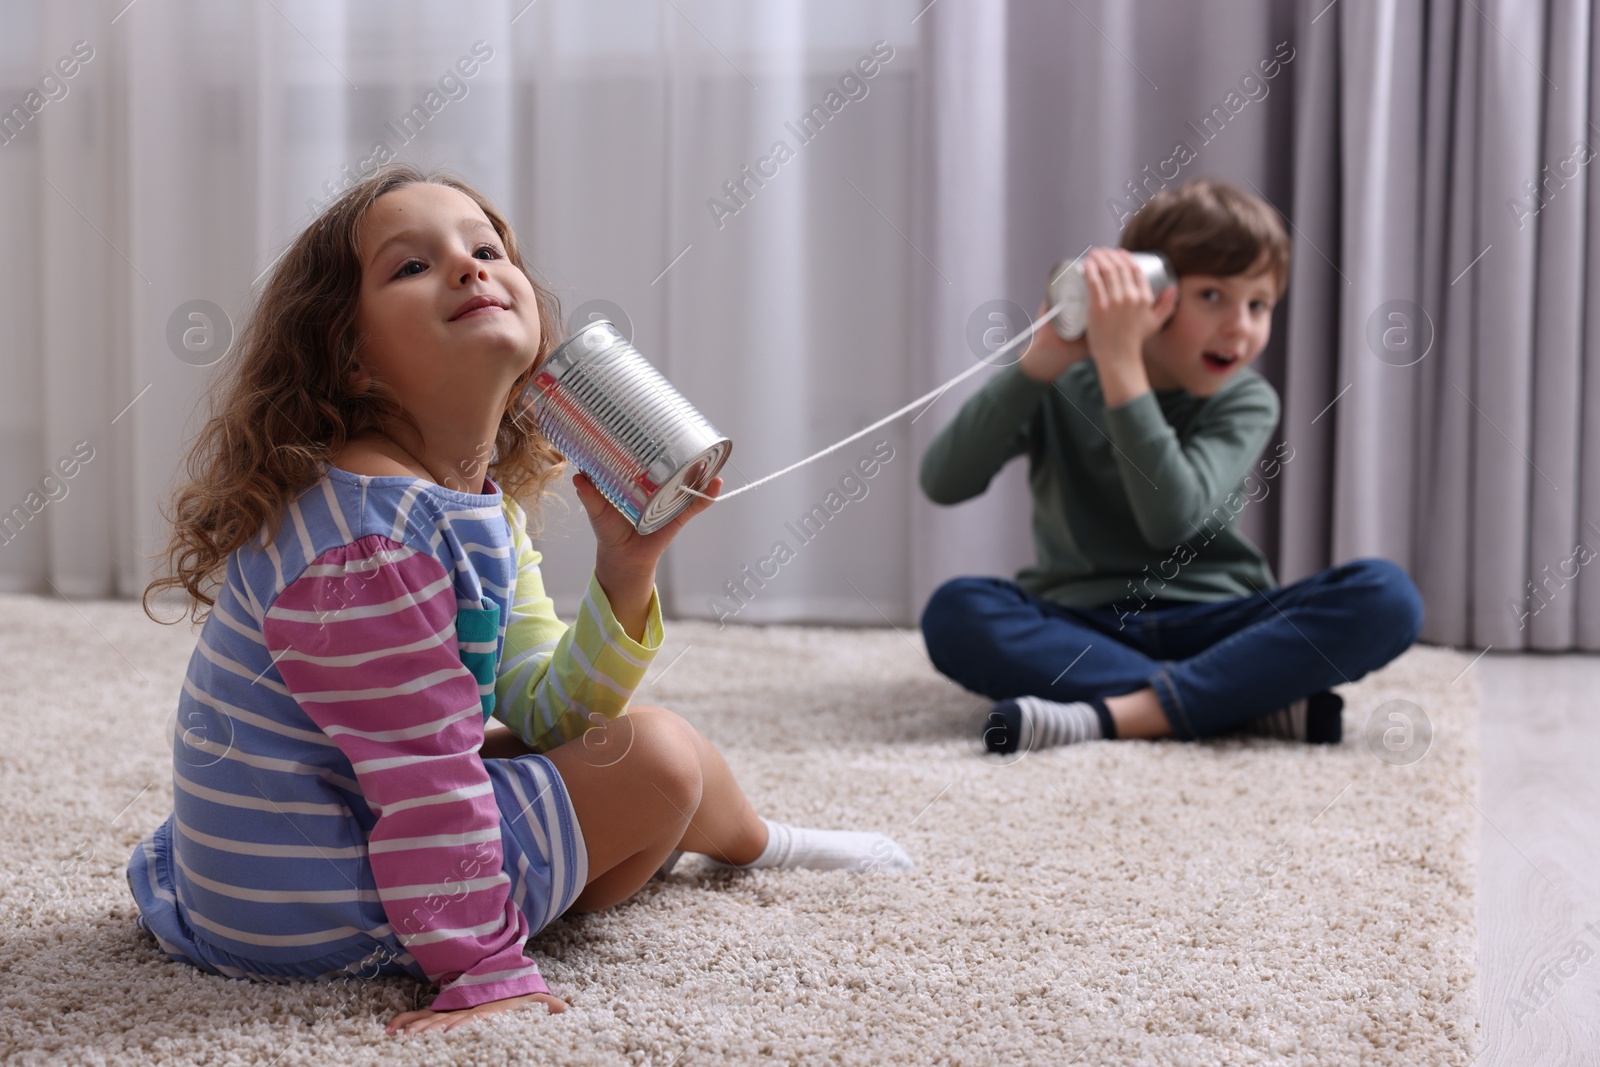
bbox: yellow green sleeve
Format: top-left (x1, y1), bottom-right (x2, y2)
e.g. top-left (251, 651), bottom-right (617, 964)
top-left (493, 500), bottom-right (664, 752)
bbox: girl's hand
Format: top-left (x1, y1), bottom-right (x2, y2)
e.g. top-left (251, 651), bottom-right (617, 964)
top-left (1018, 297), bottom-right (1091, 383)
top-left (575, 471), bottom-right (723, 642)
top-left (386, 991), bottom-right (568, 1035)
top-left (574, 471), bottom-right (722, 572)
top-left (1082, 247), bottom-right (1179, 374)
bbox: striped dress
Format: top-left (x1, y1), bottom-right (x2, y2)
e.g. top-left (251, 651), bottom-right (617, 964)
top-left (127, 465), bottom-right (662, 1011)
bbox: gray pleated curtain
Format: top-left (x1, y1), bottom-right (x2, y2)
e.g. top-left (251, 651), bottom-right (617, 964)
top-left (1287, 0), bottom-right (1600, 654)
top-left (909, 0), bottom-right (1600, 652)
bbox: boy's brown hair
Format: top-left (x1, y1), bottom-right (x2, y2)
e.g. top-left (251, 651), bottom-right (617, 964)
top-left (1119, 178), bottom-right (1291, 300)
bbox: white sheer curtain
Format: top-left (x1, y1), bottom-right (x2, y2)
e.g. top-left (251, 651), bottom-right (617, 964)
top-left (18, 0), bottom-right (1585, 645)
top-left (0, 0), bottom-right (921, 622)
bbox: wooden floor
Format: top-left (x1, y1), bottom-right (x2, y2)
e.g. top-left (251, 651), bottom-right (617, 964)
top-left (1477, 652), bottom-right (1600, 1065)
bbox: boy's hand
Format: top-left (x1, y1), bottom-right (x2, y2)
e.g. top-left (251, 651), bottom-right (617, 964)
top-left (1017, 298), bottom-right (1091, 383)
top-left (1081, 247), bottom-right (1179, 375)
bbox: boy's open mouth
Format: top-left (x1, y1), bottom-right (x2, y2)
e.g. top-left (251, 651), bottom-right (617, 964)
top-left (1202, 351), bottom-right (1240, 371)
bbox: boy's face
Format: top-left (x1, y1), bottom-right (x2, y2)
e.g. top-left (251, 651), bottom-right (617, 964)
top-left (1141, 255), bottom-right (1279, 397)
top-left (352, 182), bottom-right (540, 420)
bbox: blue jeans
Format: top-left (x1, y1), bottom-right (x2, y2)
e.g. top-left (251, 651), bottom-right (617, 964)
top-left (920, 557), bottom-right (1424, 740)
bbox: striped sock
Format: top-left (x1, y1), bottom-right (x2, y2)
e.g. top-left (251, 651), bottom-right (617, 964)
top-left (1237, 690), bottom-right (1344, 744)
top-left (985, 695), bottom-right (1116, 753)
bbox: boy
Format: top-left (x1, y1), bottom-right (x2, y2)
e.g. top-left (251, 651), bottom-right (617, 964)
top-left (919, 179), bottom-right (1423, 753)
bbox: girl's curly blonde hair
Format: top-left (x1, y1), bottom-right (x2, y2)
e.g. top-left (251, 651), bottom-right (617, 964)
top-left (142, 163), bottom-right (566, 626)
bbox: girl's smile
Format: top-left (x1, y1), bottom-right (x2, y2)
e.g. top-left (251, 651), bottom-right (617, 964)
top-left (347, 182), bottom-right (543, 491)
top-left (451, 294), bottom-right (510, 321)
top-left (356, 182), bottom-right (540, 368)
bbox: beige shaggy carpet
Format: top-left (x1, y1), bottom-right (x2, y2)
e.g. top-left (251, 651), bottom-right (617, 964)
top-left (0, 592), bottom-right (1480, 1065)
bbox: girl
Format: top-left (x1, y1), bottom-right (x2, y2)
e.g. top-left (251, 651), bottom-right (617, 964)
top-left (131, 163), bottom-right (912, 1036)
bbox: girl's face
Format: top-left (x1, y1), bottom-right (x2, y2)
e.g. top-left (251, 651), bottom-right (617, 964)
top-left (352, 183), bottom-right (540, 424)
top-left (1142, 256), bottom-right (1279, 397)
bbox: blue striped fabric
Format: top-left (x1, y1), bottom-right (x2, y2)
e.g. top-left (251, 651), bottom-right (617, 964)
top-left (125, 464), bottom-right (639, 992)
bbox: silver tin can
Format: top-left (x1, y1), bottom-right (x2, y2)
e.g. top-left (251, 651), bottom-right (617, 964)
top-left (1046, 250), bottom-right (1177, 340)
top-left (516, 320), bottom-right (732, 535)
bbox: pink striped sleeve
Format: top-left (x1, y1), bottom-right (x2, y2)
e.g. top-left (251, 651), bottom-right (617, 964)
top-left (261, 533), bottom-right (549, 1011)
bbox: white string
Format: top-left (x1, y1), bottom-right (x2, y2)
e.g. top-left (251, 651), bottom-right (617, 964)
top-left (682, 297), bottom-right (1069, 502)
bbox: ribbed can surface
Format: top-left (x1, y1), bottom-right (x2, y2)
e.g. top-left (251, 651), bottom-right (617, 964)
top-left (1046, 251), bottom-right (1177, 340)
top-left (516, 320), bottom-right (732, 534)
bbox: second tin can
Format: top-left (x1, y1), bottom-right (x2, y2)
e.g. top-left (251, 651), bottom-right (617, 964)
top-left (516, 320), bottom-right (732, 535)
top-left (1046, 250), bottom-right (1177, 341)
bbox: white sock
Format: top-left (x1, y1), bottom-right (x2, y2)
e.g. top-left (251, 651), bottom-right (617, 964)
top-left (718, 818), bottom-right (913, 873)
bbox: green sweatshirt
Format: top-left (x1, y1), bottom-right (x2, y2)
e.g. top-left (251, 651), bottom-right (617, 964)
top-left (920, 359), bottom-right (1286, 612)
